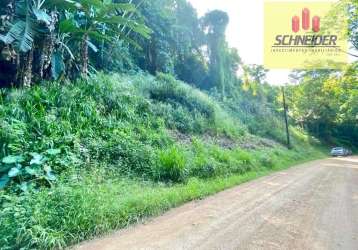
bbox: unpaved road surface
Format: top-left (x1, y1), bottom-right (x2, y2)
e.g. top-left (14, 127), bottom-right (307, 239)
top-left (75, 157), bottom-right (358, 250)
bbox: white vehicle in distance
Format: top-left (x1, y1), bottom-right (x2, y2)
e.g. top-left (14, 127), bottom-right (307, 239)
top-left (330, 147), bottom-right (352, 157)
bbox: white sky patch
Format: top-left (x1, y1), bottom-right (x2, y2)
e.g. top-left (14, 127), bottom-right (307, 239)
top-left (188, 0), bottom-right (356, 86)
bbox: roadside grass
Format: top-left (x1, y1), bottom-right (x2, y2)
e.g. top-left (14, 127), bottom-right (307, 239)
top-left (0, 146), bottom-right (326, 250)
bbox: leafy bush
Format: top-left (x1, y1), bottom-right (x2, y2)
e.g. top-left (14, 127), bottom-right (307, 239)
top-left (151, 73), bottom-right (216, 120)
top-left (0, 150), bottom-right (60, 191)
top-left (190, 139), bottom-right (217, 178)
top-left (153, 146), bottom-right (188, 182)
top-left (188, 139), bottom-right (254, 178)
top-left (139, 73), bottom-right (247, 137)
top-left (258, 154), bottom-right (275, 169)
top-left (223, 91), bottom-right (288, 143)
top-left (191, 155), bottom-right (217, 179)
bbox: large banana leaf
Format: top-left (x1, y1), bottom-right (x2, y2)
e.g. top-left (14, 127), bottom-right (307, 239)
top-left (86, 39), bottom-right (98, 52)
top-left (19, 14), bottom-right (35, 52)
top-left (0, 21), bottom-right (26, 45)
top-left (0, 20), bottom-right (34, 52)
top-left (94, 16), bottom-right (151, 39)
top-left (33, 9), bottom-right (51, 25)
top-left (0, 0), bottom-right (55, 52)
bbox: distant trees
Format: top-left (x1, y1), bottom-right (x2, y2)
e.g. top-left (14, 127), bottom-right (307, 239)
top-left (323, 0), bottom-right (358, 57)
top-left (122, 2), bottom-right (241, 96)
top-left (345, 0), bottom-right (358, 55)
top-left (130, 0), bottom-right (208, 86)
top-left (202, 10), bottom-right (229, 95)
top-left (288, 63), bottom-right (358, 146)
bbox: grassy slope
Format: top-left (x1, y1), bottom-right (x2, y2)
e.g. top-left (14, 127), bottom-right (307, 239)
top-left (0, 73), bottom-right (326, 249)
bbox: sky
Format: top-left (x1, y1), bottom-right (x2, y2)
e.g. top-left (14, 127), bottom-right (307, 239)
top-left (187, 0), bottom-right (355, 85)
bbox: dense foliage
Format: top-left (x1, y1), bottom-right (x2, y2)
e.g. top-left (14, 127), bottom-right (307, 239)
top-left (0, 73), bottom-right (256, 192)
top-left (0, 74), bottom-right (324, 249)
top-left (288, 63), bottom-right (358, 147)
top-left (0, 0), bottom-right (150, 86)
top-left (0, 0), bottom-right (242, 96)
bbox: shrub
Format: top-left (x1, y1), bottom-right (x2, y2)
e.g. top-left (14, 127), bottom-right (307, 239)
top-left (0, 150), bottom-right (61, 191)
top-left (258, 154), bottom-right (275, 169)
top-left (134, 73), bottom-right (247, 137)
top-left (150, 74), bottom-right (216, 120)
top-left (189, 140), bottom-right (218, 178)
top-left (187, 139), bottom-right (255, 178)
top-left (191, 155), bottom-right (217, 179)
top-left (153, 146), bottom-right (188, 182)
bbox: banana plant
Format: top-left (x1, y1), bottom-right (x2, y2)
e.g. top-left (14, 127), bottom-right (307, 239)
top-left (0, 0), bottom-right (73, 85)
top-left (58, 0), bottom-right (151, 76)
top-left (0, 0), bottom-right (62, 52)
top-left (0, 0), bottom-right (151, 84)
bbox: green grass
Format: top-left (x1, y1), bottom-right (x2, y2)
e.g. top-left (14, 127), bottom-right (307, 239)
top-left (0, 73), bottom-right (327, 249)
top-left (0, 143), bottom-right (327, 250)
top-left (0, 146), bottom-right (326, 250)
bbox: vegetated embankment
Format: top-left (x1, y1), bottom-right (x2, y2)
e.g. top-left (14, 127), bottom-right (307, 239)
top-left (0, 73), bottom-right (326, 249)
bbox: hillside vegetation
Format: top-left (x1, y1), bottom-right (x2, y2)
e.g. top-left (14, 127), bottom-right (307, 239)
top-left (0, 74), bottom-right (326, 249)
top-left (0, 0), bottom-right (356, 146)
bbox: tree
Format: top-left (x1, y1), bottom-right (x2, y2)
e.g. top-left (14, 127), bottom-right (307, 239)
top-left (288, 63), bottom-right (358, 146)
top-left (344, 0), bottom-right (358, 55)
top-left (242, 64), bottom-right (268, 98)
top-left (323, 0), bottom-right (358, 57)
top-left (173, 0), bottom-right (207, 87)
top-left (129, 0), bottom-right (177, 74)
top-left (202, 10), bottom-right (229, 96)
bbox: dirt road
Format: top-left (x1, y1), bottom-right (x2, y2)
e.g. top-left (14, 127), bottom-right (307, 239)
top-left (75, 157), bottom-right (358, 250)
